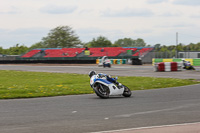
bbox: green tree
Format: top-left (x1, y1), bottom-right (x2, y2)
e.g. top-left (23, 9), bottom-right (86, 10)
top-left (154, 44), bottom-right (161, 51)
top-left (114, 38), bottom-right (134, 47)
top-left (176, 43), bottom-right (184, 51)
top-left (112, 43), bottom-right (120, 47)
top-left (114, 38), bottom-right (146, 47)
top-left (29, 42), bottom-right (44, 50)
top-left (5, 44), bottom-right (29, 55)
top-left (89, 36), bottom-right (112, 47)
top-left (160, 45), bottom-right (168, 52)
top-left (135, 38), bottom-right (146, 47)
top-left (196, 43), bottom-right (200, 51)
top-left (41, 26), bottom-right (82, 48)
top-left (0, 47), bottom-right (3, 54)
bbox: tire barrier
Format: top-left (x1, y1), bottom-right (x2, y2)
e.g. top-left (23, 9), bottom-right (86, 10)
top-left (153, 58), bottom-right (200, 66)
top-left (154, 62), bottom-right (182, 72)
top-left (96, 59), bottom-right (127, 65)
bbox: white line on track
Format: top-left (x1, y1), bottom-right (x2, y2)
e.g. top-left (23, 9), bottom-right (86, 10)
top-left (90, 122), bottom-right (200, 133)
top-left (115, 103), bottom-right (199, 118)
top-left (92, 103), bottom-right (200, 133)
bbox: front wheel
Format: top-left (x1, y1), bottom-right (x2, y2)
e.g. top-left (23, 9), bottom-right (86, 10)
top-left (94, 84), bottom-right (110, 99)
top-left (122, 85), bottom-right (132, 97)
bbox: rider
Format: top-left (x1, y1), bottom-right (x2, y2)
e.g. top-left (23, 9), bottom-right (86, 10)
top-left (182, 59), bottom-right (195, 70)
top-left (182, 59), bottom-right (191, 69)
top-left (89, 71), bottom-right (121, 86)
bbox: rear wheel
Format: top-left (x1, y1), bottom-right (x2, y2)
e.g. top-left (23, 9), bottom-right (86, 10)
top-left (122, 85), bottom-right (132, 97)
top-left (94, 84), bottom-right (110, 99)
top-left (191, 66), bottom-right (195, 70)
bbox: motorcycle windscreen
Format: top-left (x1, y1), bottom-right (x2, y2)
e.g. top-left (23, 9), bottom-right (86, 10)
top-left (95, 79), bottom-right (112, 85)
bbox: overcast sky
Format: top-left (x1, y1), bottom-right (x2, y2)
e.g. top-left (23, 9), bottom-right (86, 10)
top-left (0, 0), bottom-right (200, 48)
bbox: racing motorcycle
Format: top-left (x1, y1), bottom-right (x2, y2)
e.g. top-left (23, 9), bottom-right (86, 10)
top-left (89, 73), bottom-right (132, 98)
top-left (183, 60), bottom-right (195, 70)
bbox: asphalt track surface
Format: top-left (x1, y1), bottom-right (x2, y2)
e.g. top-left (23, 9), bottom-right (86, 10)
top-left (0, 64), bottom-right (200, 133)
top-left (0, 64), bottom-right (199, 79)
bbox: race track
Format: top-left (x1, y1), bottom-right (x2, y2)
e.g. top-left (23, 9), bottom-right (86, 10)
top-left (0, 64), bottom-right (200, 133)
top-left (0, 64), bottom-right (199, 79)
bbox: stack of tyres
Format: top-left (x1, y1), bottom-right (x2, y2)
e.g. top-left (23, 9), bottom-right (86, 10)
top-left (158, 62), bottom-right (165, 71)
top-left (110, 59), bottom-right (113, 64)
top-left (113, 59), bottom-right (118, 64)
top-left (122, 59), bottom-right (126, 64)
top-left (177, 62), bottom-right (183, 71)
top-left (117, 59), bottom-right (121, 64)
top-left (170, 62), bottom-right (183, 71)
top-left (155, 62), bottom-right (182, 72)
top-left (171, 62), bottom-right (178, 71)
top-left (164, 62), bottom-right (171, 71)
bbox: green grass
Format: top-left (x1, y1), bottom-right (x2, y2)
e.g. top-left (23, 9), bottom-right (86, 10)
top-left (0, 70), bottom-right (199, 99)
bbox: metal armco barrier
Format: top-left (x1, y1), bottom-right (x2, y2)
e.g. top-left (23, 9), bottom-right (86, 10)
top-left (154, 62), bottom-right (182, 72)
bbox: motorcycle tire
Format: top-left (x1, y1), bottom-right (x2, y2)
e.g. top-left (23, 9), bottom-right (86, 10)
top-left (122, 85), bottom-right (132, 97)
top-left (191, 66), bottom-right (195, 70)
top-left (94, 84), bottom-right (110, 99)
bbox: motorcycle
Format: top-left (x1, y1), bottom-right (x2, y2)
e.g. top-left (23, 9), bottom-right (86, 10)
top-left (90, 74), bottom-right (132, 98)
top-left (183, 61), bottom-right (195, 70)
top-left (98, 56), bottom-right (111, 68)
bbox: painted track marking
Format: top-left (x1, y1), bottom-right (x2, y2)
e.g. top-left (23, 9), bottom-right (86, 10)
top-left (90, 122), bottom-right (200, 133)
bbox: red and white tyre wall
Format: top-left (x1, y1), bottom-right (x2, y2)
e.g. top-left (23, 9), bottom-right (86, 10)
top-left (154, 62), bottom-right (182, 72)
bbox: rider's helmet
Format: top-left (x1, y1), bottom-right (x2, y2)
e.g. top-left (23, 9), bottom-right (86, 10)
top-left (89, 71), bottom-right (96, 78)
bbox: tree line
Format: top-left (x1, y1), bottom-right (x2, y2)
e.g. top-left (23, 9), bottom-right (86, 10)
top-left (0, 25), bottom-right (200, 55)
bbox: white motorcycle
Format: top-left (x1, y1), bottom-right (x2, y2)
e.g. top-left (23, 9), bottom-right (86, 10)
top-left (98, 56), bottom-right (111, 68)
top-left (90, 73), bottom-right (132, 98)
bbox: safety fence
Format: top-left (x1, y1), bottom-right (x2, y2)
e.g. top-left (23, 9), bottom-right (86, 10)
top-left (152, 58), bottom-right (200, 66)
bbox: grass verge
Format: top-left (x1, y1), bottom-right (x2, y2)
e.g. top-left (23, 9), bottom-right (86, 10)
top-left (0, 70), bottom-right (199, 99)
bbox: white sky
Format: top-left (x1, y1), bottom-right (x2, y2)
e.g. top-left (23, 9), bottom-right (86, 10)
top-left (0, 0), bottom-right (200, 48)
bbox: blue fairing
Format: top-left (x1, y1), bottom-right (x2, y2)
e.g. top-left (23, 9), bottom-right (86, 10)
top-left (94, 78), bottom-right (112, 84)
